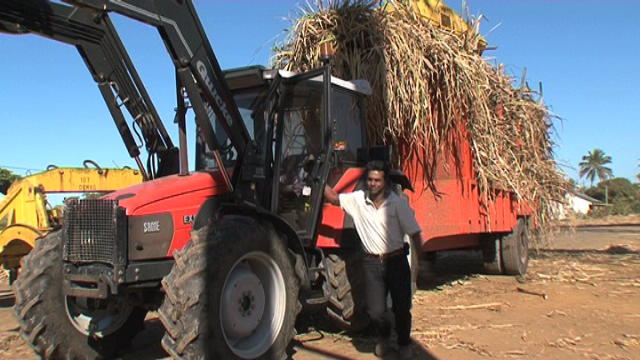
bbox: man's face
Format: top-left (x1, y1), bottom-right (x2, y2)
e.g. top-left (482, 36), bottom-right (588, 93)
top-left (367, 170), bottom-right (386, 197)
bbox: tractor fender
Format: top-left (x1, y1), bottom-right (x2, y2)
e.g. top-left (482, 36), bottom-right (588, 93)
top-left (193, 196), bottom-right (225, 231)
top-left (218, 202), bottom-right (311, 289)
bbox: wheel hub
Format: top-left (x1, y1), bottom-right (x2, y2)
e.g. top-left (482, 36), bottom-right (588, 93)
top-left (220, 251), bottom-right (287, 359)
top-left (221, 262), bottom-right (266, 339)
top-left (65, 295), bottom-right (133, 337)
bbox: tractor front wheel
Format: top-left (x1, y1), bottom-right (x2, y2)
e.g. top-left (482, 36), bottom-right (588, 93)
top-left (13, 230), bottom-right (146, 359)
top-left (159, 216), bottom-right (301, 359)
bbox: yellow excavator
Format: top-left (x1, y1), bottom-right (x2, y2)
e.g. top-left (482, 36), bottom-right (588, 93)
top-left (0, 161), bottom-right (142, 282)
top-left (386, 0), bottom-right (487, 53)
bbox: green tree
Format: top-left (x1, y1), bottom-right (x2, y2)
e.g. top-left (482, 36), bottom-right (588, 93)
top-left (585, 178), bottom-right (640, 216)
top-left (0, 167), bottom-right (22, 195)
top-left (586, 178), bottom-right (638, 201)
top-left (578, 148), bottom-right (613, 186)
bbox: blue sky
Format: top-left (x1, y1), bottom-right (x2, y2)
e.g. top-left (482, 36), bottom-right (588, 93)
top-left (1, 0), bottom-right (638, 188)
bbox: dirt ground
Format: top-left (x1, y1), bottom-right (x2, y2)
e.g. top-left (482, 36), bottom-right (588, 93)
top-left (1, 225), bottom-right (639, 360)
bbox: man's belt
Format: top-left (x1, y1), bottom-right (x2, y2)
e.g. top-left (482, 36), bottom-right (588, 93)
top-left (364, 246), bottom-right (406, 261)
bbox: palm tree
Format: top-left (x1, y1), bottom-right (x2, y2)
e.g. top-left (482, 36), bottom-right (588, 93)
top-left (578, 148), bottom-right (613, 187)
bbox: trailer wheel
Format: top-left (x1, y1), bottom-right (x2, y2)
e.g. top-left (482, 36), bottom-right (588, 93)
top-left (322, 252), bottom-right (369, 332)
top-left (159, 216), bottom-right (301, 359)
top-left (501, 218), bottom-right (529, 275)
top-left (481, 234), bottom-right (504, 275)
top-left (12, 230), bottom-right (146, 359)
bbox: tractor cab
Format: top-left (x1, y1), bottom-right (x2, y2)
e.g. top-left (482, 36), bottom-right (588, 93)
top-left (198, 66), bottom-right (372, 243)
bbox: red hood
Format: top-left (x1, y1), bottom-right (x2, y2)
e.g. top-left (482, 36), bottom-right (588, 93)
top-left (103, 171), bottom-right (229, 215)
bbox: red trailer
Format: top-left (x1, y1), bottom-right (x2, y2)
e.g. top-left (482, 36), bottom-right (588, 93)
top-left (318, 125), bottom-right (531, 277)
top-left (405, 132), bottom-right (531, 276)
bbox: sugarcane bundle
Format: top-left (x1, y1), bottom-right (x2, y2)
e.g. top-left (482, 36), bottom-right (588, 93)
top-left (273, 0), bottom-right (567, 234)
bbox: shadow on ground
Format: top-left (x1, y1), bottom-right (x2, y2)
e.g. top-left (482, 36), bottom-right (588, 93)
top-left (123, 317), bottom-right (168, 359)
top-left (418, 249), bottom-right (485, 290)
top-left (534, 246), bottom-right (640, 257)
top-left (293, 335), bottom-right (439, 359)
top-left (292, 250), bottom-right (489, 360)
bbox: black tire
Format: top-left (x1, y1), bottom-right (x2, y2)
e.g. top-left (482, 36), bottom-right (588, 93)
top-left (397, 189), bottom-right (420, 295)
top-left (481, 234), bottom-right (504, 275)
top-left (501, 218), bottom-right (529, 276)
top-left (322, 188), bottom-right (420, 331)
top-left (407, 235), bottom-right (420, 295)
top-left (12, 230), bottom-right (146, 359)
top-left (159, 216), bottom-right (301, 359)
top-left (321, 252), bottom-right (369, 332)
top-left (386, 239), bottom-right (418, 311)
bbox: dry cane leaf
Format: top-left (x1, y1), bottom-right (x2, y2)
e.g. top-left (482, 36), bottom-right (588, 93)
top-left (274, 0), bottom-right (567, 244)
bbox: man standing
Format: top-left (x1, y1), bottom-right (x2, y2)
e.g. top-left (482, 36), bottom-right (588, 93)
top-left (324, 160), bottom-right (421, 359)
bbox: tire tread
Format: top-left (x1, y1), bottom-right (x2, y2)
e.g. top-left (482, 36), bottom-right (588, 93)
top-left (159, 218), bottom-right (301, 359)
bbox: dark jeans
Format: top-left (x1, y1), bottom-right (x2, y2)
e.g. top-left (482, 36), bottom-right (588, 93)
top-left (362, 253), bottom-right (412, 346)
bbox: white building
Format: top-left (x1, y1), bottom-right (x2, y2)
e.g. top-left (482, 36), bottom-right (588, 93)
top-left (556, 191), bottom-right (603, 219)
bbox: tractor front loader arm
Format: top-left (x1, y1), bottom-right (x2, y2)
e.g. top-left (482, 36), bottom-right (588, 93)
top-left (0, 0), bottom-right (176, 179)
top-left (65, 0), bottom-right (255, 192)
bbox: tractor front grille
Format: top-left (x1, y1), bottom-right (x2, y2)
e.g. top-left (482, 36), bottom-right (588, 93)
top-left (63, 199), bottom-right (121, 264)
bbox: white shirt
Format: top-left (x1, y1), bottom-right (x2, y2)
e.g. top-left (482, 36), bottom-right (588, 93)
top-left (339, 190), bottom-right (421, 255)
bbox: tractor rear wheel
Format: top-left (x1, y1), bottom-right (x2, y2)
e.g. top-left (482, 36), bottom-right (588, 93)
top-left (322, 252), bottom-right (369, 332)
top-left (322, 238), bottom-right (420, 333)
top-left (159, 216), bottom-right (301, 359)
top-left (13, 230), bottom-right (146, 359)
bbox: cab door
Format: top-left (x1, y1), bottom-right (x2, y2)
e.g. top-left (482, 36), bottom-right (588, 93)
top-left (271, 70), bottom-right (367, 245)
top-left (271, 71), bottom-right (325, 241)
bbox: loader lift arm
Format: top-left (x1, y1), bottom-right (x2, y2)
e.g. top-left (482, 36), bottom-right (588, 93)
top-left (64, 0), bottom-right (254, 194)
top-left (0, 0), bottom-right (177, 180)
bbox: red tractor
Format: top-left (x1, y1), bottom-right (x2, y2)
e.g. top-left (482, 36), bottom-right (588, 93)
top-left (2, 1), bottom-right (530, 359)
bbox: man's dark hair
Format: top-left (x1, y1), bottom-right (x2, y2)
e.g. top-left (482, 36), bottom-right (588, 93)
top-left (366, 160), bottom-right (390, 178)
